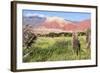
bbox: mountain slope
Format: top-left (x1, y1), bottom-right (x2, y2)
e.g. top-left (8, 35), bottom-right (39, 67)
top-left (23, 15), bottom-right (91, 34)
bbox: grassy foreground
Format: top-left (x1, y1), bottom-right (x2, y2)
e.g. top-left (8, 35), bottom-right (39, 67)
top-left (23, 36), bottom-right (91, 62)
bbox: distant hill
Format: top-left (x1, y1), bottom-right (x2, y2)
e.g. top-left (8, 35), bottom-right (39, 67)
top-left (23, 15), bottom-right (91, 34)
top-left (23, 15), bottom-right (46, 27)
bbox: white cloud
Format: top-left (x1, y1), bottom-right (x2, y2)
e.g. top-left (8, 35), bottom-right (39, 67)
top-left (24, 13), bottom-right (46, 18)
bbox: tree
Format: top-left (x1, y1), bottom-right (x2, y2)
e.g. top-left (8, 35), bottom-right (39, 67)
top-left (72, 32), bottom-right (81, 56)
top-left (23, 24), bottom-right (37, 48)
top-left (86, 28), bottom-right (91, 49)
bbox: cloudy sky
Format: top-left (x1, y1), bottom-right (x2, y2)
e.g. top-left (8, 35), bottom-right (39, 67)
top-left (23, 9), bottom-right (91, 22)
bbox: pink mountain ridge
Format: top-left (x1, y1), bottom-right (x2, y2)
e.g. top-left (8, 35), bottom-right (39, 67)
top-left (24, 15), bottom-right (91, 34)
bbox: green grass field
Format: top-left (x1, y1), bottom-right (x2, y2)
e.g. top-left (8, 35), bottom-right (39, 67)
top-left (23, 36), bottom-right (91, 62)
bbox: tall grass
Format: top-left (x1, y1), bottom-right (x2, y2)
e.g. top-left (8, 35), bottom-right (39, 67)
top-left (23, 36), bottom-right (91, 62)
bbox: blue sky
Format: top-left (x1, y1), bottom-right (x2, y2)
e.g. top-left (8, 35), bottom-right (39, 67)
top-left (23, 10), bottom-right (91, 22)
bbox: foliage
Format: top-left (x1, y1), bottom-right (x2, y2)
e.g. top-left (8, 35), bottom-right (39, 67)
top-left (38, 32), bottom-right (72, 37)
top-left (23, 25), bottom-right (37, 48)
top-left (23, 36), bottom-right (91, 62)
top-left (78, 32), bottom-right (86, 36)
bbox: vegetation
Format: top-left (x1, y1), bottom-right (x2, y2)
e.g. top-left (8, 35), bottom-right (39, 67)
top-left (23, 36), bottom-right (91, 62)
top-left (38, 32), bottom-right (72, 37)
